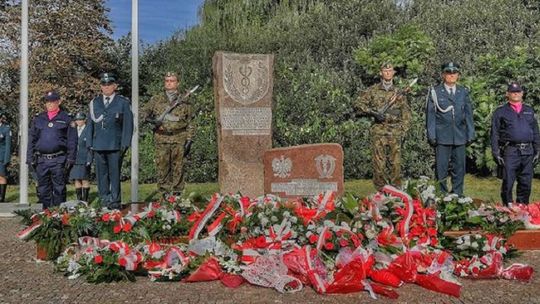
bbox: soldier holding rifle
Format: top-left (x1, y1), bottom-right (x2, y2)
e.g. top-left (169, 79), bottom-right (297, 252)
top-left (355, 63), bottom-right (412, 190)
top-left (144, 72), bottom-right (198, 197)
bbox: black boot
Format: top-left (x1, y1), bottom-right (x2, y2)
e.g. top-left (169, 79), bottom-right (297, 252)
top-left (81, 187), bottom-right (90, 202)
top-left (75, 188), bottom-right (83, 201)
top-left (0, 184), bottom-right (6, 202)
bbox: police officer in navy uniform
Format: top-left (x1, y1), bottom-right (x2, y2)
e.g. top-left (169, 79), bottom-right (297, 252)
top-left (27, 91), bottom-right (77, 209)
top-left (69, 112), bottom-right (92, 202)
top-left (87, 73), bottom-right (133, 209)
top-left (0, 111), bottom-right (11, 202)
top-left (426, 62), bottom-right (476, 196)
top-left (491, 82), bottom-right (540, 206)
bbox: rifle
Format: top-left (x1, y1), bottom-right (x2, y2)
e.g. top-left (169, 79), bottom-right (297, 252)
top-left (147, 85), bottom-right (199, 130)
top-left (377, 78), bottom-right (418, 115)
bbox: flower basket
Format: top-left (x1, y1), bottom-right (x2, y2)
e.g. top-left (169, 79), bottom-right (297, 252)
top-left (121, 202), bottom-right (148, 215)
top-left (36, 243), bottom-right (49, 260)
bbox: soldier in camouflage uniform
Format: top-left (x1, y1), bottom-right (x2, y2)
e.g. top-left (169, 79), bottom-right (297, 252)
top-left (144, 72), bottom-right (194, 196)
top-left (355, 63), bottom-right (412, 190)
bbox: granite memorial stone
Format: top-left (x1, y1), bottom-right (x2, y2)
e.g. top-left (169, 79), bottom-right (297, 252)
top-left (264, 144), bottom-right (344, 199)
top-left (213, 51), bottom-right (274, 197)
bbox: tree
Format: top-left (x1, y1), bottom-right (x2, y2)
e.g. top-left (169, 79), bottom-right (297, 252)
top-left (1, 0), bottom-right (115, 116)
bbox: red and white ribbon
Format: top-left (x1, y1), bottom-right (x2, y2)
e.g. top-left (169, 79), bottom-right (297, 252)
top-left (382, 185), bottom-right (413, 245)
top-left (189, 194), bottom-right (224, 240)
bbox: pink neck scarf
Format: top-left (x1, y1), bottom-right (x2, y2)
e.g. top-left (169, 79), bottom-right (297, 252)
top-left (47, 108), bottom-right (60, 120)
top-left (509, 101), bottom-right (522, 114)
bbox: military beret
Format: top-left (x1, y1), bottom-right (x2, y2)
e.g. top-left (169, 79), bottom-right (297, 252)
top-left (442, 62), bottom-right (460, 73)
top-left (507, 82), bottom-right (523, 92)
top-left (44, 90), bottom-right (60, 101)
top-left (380, 62), bottom-right (394, 70)
top-left (100, 72), bottom-right (116, 84)
top-left (74, 112), bottom-right (87, 120)
top-left (165, 71), bottom-right (178, 78)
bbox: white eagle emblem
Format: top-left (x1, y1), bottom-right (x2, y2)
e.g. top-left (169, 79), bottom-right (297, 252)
top-left (272, 155), bottom-right (292, 178)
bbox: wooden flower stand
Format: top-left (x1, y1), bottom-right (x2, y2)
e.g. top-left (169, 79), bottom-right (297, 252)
top-left (443, 229), bottom-right (540, 250)
top-left (121, 202), bottom-right (148, 215)
top-left (156, 236), bottom-right (190, 245)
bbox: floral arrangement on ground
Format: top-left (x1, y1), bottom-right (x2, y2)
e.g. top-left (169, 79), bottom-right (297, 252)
top-left (15, 178), bottom-right (540, 299)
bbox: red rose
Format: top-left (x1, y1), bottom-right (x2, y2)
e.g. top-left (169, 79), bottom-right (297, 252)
top-left (147, 210), bottom-right (156, 218)
top-left (254, 236), bottom-right (268, 248)
top-left (339, 238), bottom-right (349, 247)
top-left (308, 234), bottom-right (318, 244)
top-left (118, 257), bottom-right (126, 267)
top-left (324, 242), bottom-right (335, 250)
top-left (113, 225), bottom-right (122, 234)
top-left (323, 230), bottom-right (332, 240)
top-left (168, 195), bottom-right (176, 203)
top-left (94, 255), bottom-right (103, 264)
top-left (240, 196), bottom-right (251, 209)
top-left (122, 222), bottom-right (133, 232)
top-left (101, 213), bottom-right (111, 222)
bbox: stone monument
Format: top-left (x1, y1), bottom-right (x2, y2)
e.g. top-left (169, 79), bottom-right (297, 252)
top-left (213, 51), bottom-right (274, 197)
top-left (264, 144), bottom-right (344, 199)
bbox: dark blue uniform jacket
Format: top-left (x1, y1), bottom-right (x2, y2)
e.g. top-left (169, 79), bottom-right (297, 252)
top-left (27, 111), bottom-right (77, 163)
top-left (75, 126), bottom-right (93, 165)
top-left (491, 103), bottom-right (540, 156)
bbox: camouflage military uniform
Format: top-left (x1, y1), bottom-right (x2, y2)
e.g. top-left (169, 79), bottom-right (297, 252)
top-left (144, 92), bottom-right (193, 194)
top-left (355, 83), bottom-right (411, 190)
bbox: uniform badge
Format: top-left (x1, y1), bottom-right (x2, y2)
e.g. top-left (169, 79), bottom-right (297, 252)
top-left (48, 122), bottom-right (54, 128)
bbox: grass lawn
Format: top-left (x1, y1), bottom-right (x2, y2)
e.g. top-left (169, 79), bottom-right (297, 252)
top-left (3, 174), bottom-right (539, 204)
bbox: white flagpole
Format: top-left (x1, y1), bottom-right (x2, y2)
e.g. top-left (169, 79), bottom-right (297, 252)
top-left (19, 0), bottom-right (29, 205)
top-left (130, 0), bottom-right (139, 210)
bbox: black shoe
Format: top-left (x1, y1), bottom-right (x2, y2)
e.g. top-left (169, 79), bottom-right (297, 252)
top-left (81, 187), bottom-right (90, 202)
top-left (75, 188), bottom-right (83, 201)
top-left (0, 184), bottom-right (6, 202)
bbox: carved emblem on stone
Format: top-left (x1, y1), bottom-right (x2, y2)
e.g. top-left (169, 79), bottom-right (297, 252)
top-left (315, 154), bottom-right (336, 179)
top-left (223, 53), bottom-right (270, 105)
top-left (272, 155), bottom-right (292, 178)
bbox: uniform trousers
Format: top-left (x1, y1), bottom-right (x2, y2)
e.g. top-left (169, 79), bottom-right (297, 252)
top-left (94, 150), bottom-right (122, 209)
top-left (36, 155), bottom-right (67, 209)
top-left (435, 144), bottom-right (466, 196)
top-left (156, 142), bottom-right (186, 193)
top-left (501, 146), bottom-right (534, 204)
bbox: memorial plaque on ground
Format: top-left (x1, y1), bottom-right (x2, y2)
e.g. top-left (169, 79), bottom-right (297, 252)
top-left (213, 51), bottom-right (274, 197)
top-left (264, 144), bottom-right (344, 199)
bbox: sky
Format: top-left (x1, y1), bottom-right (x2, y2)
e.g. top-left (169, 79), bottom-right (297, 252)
top-left (106, 0), bottom-right (204, 44)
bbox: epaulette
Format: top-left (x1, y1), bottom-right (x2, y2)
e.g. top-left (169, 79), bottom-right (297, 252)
top-left (117, 95), bottom-right (131, 102)
top-left (495, 104), bottom-right (506, 111)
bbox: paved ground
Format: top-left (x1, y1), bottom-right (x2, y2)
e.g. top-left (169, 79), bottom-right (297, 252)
top-left (1, 217), bottom-right (540, 304)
